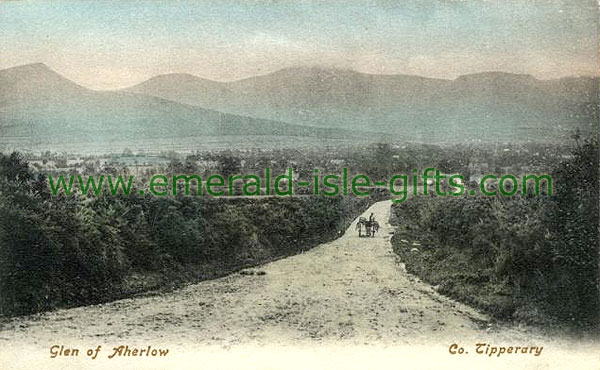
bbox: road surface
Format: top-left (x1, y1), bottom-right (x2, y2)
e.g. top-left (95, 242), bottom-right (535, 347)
top-left (0, 200), bottom-right (597, 369)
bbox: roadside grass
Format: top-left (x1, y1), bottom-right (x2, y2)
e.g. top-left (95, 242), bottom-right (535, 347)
top-left (391, 231), bottom-right (516, 321)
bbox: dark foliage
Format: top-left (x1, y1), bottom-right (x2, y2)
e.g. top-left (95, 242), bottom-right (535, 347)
top-left (0, 153), bottom-right (372, 316)
top-left (390, 137), bottom-right (599, 330)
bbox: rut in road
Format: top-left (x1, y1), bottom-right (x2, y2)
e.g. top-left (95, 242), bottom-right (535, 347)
top-left (2, 200), bottom-right (535, 346)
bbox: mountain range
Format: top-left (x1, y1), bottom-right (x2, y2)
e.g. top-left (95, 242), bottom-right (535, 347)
top-left (0, 64), bottom-right (361, 147)
top-left (125, 66), bottom-right (598, 142)
top-left (1, 63), bottom-right (597, 152)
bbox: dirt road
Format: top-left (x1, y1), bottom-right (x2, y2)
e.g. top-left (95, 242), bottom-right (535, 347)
top-left (1, 201), bottom-right (597, 369)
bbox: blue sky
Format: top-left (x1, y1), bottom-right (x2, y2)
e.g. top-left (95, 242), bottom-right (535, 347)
top-left (1, 1), bottom-right (598, 89)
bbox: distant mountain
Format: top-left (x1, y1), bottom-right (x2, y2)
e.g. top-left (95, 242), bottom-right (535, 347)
top-left (127, 73), bottom-right (231, 108)
top-left (0, 63), bottom-right (93, 107)
top-left (0, 64), bottom-right (364, 151)
top-left (125, 66), bottom-right (599, 143)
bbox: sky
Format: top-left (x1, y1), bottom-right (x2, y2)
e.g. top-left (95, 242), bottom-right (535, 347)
top-left (1, 0), bottom-right (598, 90)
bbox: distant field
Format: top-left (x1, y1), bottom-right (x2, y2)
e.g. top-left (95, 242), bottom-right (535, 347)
top-left (0, 135), bottom-right (376, 155)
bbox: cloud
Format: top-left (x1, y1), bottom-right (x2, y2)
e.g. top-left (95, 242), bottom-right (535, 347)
top-left (1, 1), bottom-right (597, 89)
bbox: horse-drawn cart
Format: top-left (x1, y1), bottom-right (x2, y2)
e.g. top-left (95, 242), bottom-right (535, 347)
top-left (356, 217), bottom-right (379, 237)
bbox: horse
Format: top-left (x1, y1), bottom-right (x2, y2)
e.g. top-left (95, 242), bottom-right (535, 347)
top-left (371, 220), bottom-right (379, 236)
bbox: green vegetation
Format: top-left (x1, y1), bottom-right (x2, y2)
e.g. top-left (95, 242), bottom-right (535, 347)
top-left (0, 152), bottom-right (373, 316)
top-left (390, 138), bottom-right (599, 330)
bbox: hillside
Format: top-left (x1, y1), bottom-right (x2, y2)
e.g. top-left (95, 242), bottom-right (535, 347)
top-left (0, 64), bottom-right (362, 151)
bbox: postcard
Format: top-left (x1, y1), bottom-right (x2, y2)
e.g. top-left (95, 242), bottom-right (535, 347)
top-left (0, 1), bottom-right (598, 369)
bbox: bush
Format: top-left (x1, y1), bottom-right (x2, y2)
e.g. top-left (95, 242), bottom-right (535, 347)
top-left (390, 137), bottom-right (598, 330)
top-left (0, 152), bottom-right (374, 316)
